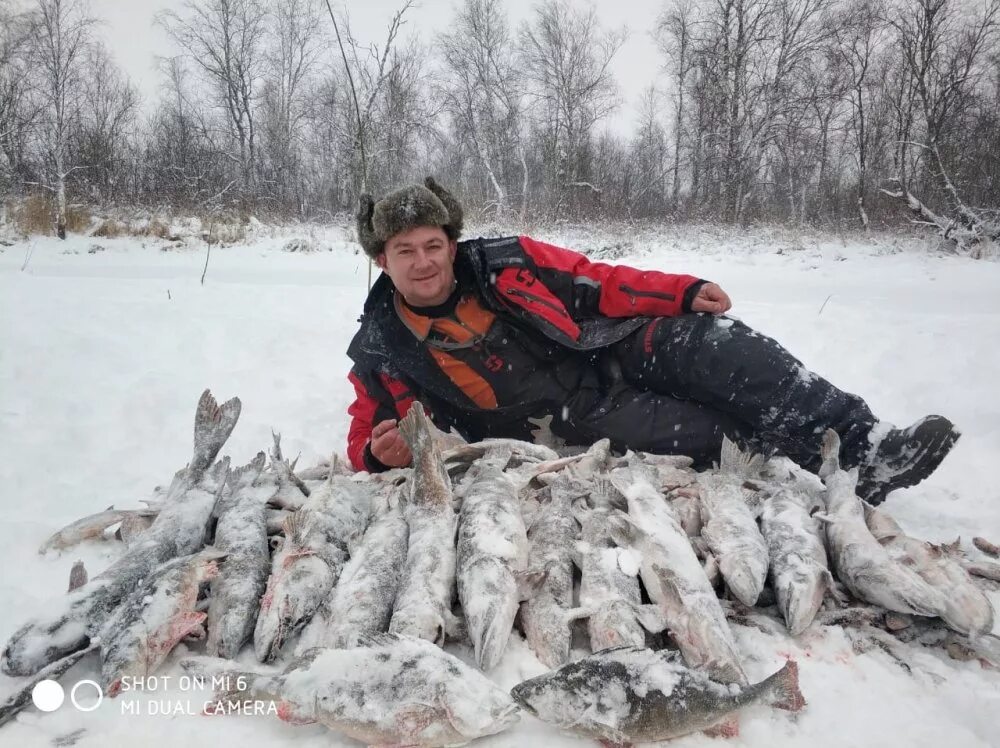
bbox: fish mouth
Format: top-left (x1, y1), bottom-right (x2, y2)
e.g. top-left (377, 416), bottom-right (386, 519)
top-left (508, 686), bottom-right (536, 716)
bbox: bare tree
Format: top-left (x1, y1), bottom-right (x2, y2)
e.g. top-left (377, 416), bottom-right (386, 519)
top-left (519, 0), bottom-right (625, 211)
top-left (835, 0), bottom-right (890, 228)
top-left (259, 0), bottom-right (323, 211)
top-left (437, 0), bottom-right (526, 219)
top-left (656, 0), bottom-right (699, 211)
top-left (884, 0), bottom-right (1000, 249)
top-left (72, 42), bottom-right (139, 202)
top-left (158, 0), bottom-right (268, 197)
top-left (25, 0), bottom-right (95, 238)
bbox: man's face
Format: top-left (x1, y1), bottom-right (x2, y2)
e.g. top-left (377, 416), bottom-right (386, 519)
top-left (376, 225), bottom-right (458, 307)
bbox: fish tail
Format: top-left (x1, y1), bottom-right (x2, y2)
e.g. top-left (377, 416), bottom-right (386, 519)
top-left (719, 435), bottom-right (763, 478)
top-left (818, 429), bottom-right (842, 479)
top-left (230, 451), bottom-right (267, 491)
top-left (191, 390), bottom-right (242, 475)
top-left (762, 660), bottom-right (806, 712)
top-left (397, 401), bottom-right (432, 453)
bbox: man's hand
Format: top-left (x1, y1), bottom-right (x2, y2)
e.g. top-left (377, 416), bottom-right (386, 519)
top-left (369, 419), bottom-right (413, 468)
top-left (691, 282), bottom-right (732, 314)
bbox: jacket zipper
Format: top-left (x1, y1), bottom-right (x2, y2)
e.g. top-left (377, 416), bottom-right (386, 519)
top-left (505, 287), bottom-right (569, 317)
top-left (618, 284), bottom-right (676, 305)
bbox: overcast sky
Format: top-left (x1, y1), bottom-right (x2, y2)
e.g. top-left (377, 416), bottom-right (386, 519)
top-left (83, 0), bottom-right (666, 135)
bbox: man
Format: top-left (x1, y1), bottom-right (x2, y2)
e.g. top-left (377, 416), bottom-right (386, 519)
top-left (346, 177), bottom-right (959, 504)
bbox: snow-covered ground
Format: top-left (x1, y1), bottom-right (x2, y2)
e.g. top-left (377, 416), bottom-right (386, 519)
top-left (1, 225), bottom-right (998, 747)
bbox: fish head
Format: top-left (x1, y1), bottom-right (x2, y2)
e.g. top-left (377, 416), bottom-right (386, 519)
top-left (509, 670), bottom-right (576, 722)
top-left (782, 576), bottom-right (826, 636)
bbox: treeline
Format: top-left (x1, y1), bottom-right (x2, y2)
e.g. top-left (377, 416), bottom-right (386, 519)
top-left (0, 0), bottom-right (998, 247)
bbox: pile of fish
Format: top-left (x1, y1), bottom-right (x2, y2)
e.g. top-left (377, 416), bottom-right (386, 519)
top-left (2, 390), bottom-right (999, 744)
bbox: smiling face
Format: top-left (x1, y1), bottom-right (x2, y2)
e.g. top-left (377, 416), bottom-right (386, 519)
top-left (376, 225), bottom-right (458, 307)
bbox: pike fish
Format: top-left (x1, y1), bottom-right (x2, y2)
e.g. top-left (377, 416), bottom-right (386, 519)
top-left (608, 461), bottom-right (748, 685)
top-left (697, 437), bottom-right (770, 607)
top-left (2, 389), bottom-right (240, 677)
top-left (321, 489), bottom-right (410, 648)
top-left (456, 445), bottom-right (535, 669)
top-left (206, 452), bottom-right (272, 659)
top-left (39, 507), bottom-right (159, 554)
top-left (575, 487), bottom-right (645, 652)
top-left (760, 487), bottom-right (832, 635)
top-left (520, 475), bottom-right (587, 668)
top-left (101, 548), bottom-right (226, 695)
top-left (253, 456), bottom-right (373, 662)
top-left (183, 633), bottom-right (520, 746)
top-left (865, 504), bottom-right (994, 638)
top-left (389, 402), bottom-right (459, 644)
top-left (510, 647), bottom-right (805, 743)
top-left (818, 430), bottom-right (948, 618)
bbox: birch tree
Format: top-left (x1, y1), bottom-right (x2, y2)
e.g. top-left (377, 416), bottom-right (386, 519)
top-left (28, 0), bottom-right (95, 238)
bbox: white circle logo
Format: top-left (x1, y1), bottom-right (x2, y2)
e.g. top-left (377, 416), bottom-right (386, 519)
top-left (70, 680), bottom-right (104, 712)
top-left (31, 680), bottom-right (65, 712)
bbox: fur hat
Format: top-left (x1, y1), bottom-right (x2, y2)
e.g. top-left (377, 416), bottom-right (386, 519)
top-left (356, 176), bottom-right (464, 259)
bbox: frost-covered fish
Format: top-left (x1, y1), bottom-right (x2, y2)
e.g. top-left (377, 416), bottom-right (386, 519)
top-left (520, 474), bottom-right (586, 668)
top-left (389, 402), bottom-right (459, 644)
top-left (575, 488), bottom-right (645, 652)
top-left (510, 647), bottom-right (804, 743)
top-left (101, 548), bottom-right (225, 695)
top-left (2, 389), bottom-right (240, 677)
top-left (697, 437), bottom-right (770, 607)
top-left (455, 445), bottom-right (535, 669)
top-left (206, 452), bottom-right (272, 659)
top-left (608, 461), bottom-right (747, 685)
top-left (38, 507), bottom-right (159, 554)
top-left (760, 488), bottom-right (832, 635)
top-left (0, 643), bottom-right (98, 727)
top-left (865, 505), bottom-right (994, 638)
top-left (819, 430), bottom-right (947, 618)
top-left (265, 433), bottom-right (311, 510)
top-left (253, 458), bottom-right (373, 662)
top-left (184, 634), bottom-right (519, 746)
top-left (321, 490), bottom-right (409, 648)
top-left (443, 438), bottom-right (560, 466)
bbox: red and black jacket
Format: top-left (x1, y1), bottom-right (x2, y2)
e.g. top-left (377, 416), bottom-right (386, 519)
top-left (346, 235), bottom-right (705, 472)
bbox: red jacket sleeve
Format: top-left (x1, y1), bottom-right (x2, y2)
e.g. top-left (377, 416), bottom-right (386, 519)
top-left (518, 236), bottom-right (705, 318)
top-left (347, 370), bottom-right (380, 472)
top-left (347, 369), bottom-right (417, 473)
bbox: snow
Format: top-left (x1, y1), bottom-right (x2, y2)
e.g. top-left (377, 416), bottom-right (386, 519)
top-left (1, 226), bottom-right (1000, 746)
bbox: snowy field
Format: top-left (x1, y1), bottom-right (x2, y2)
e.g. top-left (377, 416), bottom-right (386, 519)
top-left (1, 225), bottom-right (999, 747)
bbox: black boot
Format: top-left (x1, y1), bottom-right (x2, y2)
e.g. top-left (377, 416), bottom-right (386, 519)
top-left (856, 415), bottom-right (961, 505)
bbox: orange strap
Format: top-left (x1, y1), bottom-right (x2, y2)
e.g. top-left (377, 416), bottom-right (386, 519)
top-left (395, 294), bottom-right (499, 408)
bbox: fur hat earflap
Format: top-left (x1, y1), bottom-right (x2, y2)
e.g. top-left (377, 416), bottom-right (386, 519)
top-left (356, 176), bottom-right (464, 259)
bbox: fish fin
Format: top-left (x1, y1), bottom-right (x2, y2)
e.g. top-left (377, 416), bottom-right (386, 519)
top-left (812, 512), bottom-right (836, 524)
top-left (67, 561), bottom-right (88, 593)
top-left (516, 569), bottom-right (549, 601)
top-left (192, 390), bottom-right (242, 473)
top-left (704, 716), bottom-right (740, 738)
top-left (718, 435), bottom-right (763, 478)
top-left (631, 602), bottom-right (669, 633)
top-left (763, 659), bottom-right (806, 712)
top-left (605, 472), bottom-right (634, 508)
top-left (282, 510), bottom-right (313, 546)
top-left (397, 401), bottom-right (433, 453)
top-left (230, 451), bottom-right (267, 490)
top-left (818, 429), bottom-right (841, 479)
top-left (606, 510), bottom-right (639, 547)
